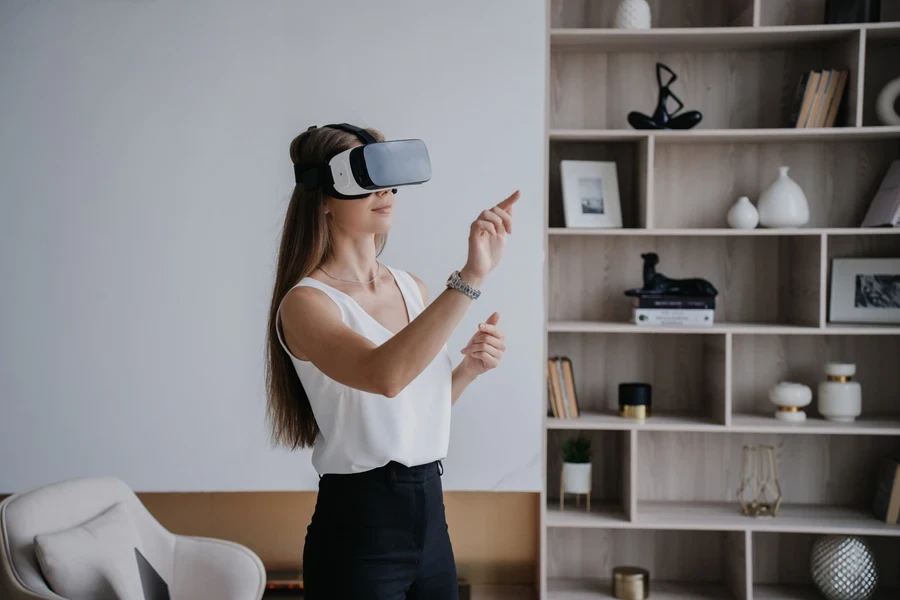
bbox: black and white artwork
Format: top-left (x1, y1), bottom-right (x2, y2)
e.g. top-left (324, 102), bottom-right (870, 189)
top-left (560, 160), bottom-right (621, 228)
top-left (855, 274), bottom-right (900, 308)
top-left (578, 177), bottom-right (605, 214)
top-left (830, 258), bottom-right (900, 324)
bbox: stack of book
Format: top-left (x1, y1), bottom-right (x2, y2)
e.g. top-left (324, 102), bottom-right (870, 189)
top-left (789, 68), bottom-right (850, 128)
top-left (631, 295), bottom-right (715, 327)
top-left (547, 356), bottom-right (580, 419)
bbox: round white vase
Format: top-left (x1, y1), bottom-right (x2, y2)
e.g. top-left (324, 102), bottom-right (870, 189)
top-left (817, 363), bottom-right (862, 423)
top-left (876, 76), bottom-right (900, 126)
top-left (613, 0), bottom-right (651, 29)
top-left (562, 462), bottom-right (592, 495)
top-left (757, 166), bottom-right (810, 228)
top-left (727, 196), bottom-right (759, 229)
top-left (769, 382), bottom-right (812, 422)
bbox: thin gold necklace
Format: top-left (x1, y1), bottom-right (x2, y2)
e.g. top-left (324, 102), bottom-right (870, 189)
top-left (317, 262), bottom-right (380, 284)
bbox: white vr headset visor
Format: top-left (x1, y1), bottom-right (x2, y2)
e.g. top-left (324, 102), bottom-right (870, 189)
top-left (294, 123), bottom-right (432, 199)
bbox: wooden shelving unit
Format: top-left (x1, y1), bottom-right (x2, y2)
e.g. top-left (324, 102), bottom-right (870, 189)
top-left (540, 1), bottom-right (900, 598)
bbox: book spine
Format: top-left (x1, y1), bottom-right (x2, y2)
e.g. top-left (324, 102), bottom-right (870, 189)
top-left (633, 308), bottom-right (715, 326)
top-left (633, 296), bottom-right (716, 309)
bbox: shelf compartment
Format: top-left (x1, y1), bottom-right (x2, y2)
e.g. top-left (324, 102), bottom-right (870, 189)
top-left (551, 126), bottom-right (900, 142)
top-left (549, 332), bottom-right (726, 424)
top-left (547, 528), bottom-right (748, 599)
top-left (548, 235), bottom-right (821, 326)
top-left (550, 34), bottom-right (862, 130)
top-left (549, 139), bottom-right (649, 229)
top-left (547, 430), bottom-right (632, 517)
top-left (753, 532), bottom-right (900, 597)
top-left (550, 0), bottom-right (754, 29)
top-left (731, 334), bottom-right (900, 420)
top-left (637, 431), bottom-right (900, 523)
top-left (548, 227), bottom-right (900, 236)
top-left (652, 138), bottom-right (900, 229)
top-left (826, 234), bottom-right (900, 325)
top-left (864, 28), bottom-right (900, 126)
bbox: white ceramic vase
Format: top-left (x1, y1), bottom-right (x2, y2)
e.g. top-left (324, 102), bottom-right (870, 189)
top-left (769, 381), bottom-right (812, 423)
top-left (727, 196), bottom-right (759, 229)
top-left (876, 76), bottom-right (900, 126)
top-left (817, 363), bottom-right (862, 423)
top-left (613, 0), bottom-right (651, 29)
top-left (562, 462), bottom-right (592, 495)
top-left (757, 166), bottom-right (810, 228)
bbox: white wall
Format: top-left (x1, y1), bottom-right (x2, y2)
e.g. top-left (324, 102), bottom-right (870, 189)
top-left (0, 0), bottom-right (546, 492)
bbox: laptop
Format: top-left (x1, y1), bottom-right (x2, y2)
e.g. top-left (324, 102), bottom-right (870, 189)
top-left (135, 547), bottom-right (170, 600)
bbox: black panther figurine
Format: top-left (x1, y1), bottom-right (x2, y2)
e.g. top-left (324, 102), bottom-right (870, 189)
top-left (625, 253), bottom-right (718, 297)
top-left (627, 63), bottom-right (703, 130)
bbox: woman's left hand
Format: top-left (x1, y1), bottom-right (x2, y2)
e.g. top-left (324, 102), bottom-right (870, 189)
top-left (459, 312), bottom-right (506, 377)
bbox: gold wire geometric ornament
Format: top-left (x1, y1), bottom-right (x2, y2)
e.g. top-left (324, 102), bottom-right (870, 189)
top-left (737, 444), bottom-right (782, 518)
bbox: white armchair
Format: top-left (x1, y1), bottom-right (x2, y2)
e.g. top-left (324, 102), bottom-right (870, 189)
top-left (0, 476), bottom-right (266, 600)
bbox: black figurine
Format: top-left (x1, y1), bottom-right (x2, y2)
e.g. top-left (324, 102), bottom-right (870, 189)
top-left (625, 253), bottom-right (718, 297)
top-left (627, 63), bottom-right (703, 130)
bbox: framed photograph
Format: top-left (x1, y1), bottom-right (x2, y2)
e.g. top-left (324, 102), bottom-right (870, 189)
top-left (560, 160), bottom-right (622, 228)
top-left (829, 258), bottom-right (900, 324)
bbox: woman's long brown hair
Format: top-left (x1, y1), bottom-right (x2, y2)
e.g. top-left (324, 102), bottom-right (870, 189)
top-left (265, 125), bottom-right (387, 450)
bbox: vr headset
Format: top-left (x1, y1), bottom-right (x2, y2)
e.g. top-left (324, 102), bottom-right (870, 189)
top-left (294, 123), bottom-right (431, 199)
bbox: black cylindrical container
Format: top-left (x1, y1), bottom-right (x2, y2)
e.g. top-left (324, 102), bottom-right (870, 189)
top-left (619, 383), bottom-right (652, 419)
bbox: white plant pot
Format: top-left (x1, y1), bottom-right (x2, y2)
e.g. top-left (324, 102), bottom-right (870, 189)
top-left (757, 166), bottom-right (810, 228)
top-left (727, 196), bottom-right (759, 229)
top-left (562, 462), bottom-right (592, 495)
top-left (818, 363), bottom-right (862, 423)
top-left (613, 0), bottom-right (651, 29)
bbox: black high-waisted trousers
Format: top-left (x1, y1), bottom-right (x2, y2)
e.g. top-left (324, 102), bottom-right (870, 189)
top-left (302, 460), bottom-right (458, 599)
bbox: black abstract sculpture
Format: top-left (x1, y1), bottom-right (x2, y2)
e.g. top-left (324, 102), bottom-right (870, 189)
top-left (625, 253), bottom-right (718, 297)
top-left (627, 63), bottom-right (703, 130)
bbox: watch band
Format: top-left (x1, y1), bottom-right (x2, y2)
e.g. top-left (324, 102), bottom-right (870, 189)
top-left (446, 270), bottom-right (481, 300)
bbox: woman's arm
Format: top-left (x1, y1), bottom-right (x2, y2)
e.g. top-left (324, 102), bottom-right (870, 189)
top-left (280, 191), bottom-right (519, 398)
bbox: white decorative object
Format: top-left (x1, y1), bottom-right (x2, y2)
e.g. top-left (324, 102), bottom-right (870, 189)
top-left (828, 258), bottom-right (900, 324)
top-left (875, 75), bottom-right (900, 126)
top-left (727, 196), bottom-right (759, 229)
top-left (562, 462), bottom-right (592, 495)
top-left (769, 382), bottom-right (812, 422)
top-left (560, 160), bottom-right (623, 228)
top-left (817, 363), bottom-right (862, 423)
top-left (757, 166), bottom-right (810, 228)
top-left (613, 0), bottom-right (651, 29)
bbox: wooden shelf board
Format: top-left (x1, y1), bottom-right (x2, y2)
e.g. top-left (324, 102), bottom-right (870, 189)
top-left (547, 227), bottom-right (900, 236)
top-left (547, 411), bottom-right (723, 432)
top-left (549, 126), bottom-right (900, 142)
top-left (548, 321), bottom-right (900, 335)
top-left (548, 578), bottom-right (729, 599)
top-left (548, 321), bottom-right (819, 334)
top-left (551, 25), bottom-right (863, 52)
top-left (637, 501), bottom-right (900, 536)
top-left (731, 413), bottom-right (900, 435)
top-left (545, 502), bottom-right (629, 528)
top-left (547, 501), bottom-right (900, 536)
top-left (754, 584), bottom-right (899, 600)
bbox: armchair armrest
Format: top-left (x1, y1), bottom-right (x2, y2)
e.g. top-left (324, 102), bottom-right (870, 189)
top-left (171, 536), bottom-right (265, 600)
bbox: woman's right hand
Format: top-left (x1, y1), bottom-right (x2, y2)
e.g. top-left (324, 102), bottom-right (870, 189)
top-left (461, 190), bottom-right (520, 284)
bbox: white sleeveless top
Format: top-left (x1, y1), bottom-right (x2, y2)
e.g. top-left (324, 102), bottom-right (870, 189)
top-left (275, 264), bottom-right (452, 475)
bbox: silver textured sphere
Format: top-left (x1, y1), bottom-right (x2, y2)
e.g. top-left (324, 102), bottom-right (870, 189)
top-left (810, 535), bottom-right (879, 600)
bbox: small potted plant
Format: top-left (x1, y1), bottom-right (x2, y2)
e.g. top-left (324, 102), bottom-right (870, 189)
top-left (560, 436), bottom-right (592, 510)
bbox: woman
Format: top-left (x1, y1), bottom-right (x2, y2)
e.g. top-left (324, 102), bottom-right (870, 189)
top-left (265, 123), bottom-right (519, 599)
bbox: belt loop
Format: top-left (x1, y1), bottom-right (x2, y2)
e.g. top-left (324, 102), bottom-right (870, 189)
top-left (437, 460), bottom-right (444, 476)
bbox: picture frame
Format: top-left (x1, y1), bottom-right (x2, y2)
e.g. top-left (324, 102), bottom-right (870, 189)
top-left (829, 258), bottom-right (900, 324)
top-left (560, 160), bottom-right (622, 228)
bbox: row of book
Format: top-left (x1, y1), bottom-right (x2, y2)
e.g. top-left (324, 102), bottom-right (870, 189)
top-left (547, 356), bottom-right (580, 418)
top-left (630, 294), bottom-right (715, 327)
top-left (789, 68), bottom-right (849, 129)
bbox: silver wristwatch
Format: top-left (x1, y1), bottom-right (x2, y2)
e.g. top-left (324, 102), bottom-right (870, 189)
top-left (446, 270), bottom-right (481, 300)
